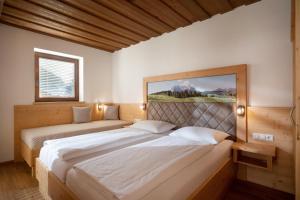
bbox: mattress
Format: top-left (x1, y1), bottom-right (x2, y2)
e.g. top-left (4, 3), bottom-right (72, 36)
top-left (21, 120), bottom-right (130, 150)
top-left (39, 128), bottom-right (171, 182)
top-left (66, 138), bottom-right (233, 200)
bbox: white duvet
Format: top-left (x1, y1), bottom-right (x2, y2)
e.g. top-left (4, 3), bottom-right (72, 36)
top-left (40, 128), bottom-right (162, 169)
top-left (69, 136), bottom-right (214, 200)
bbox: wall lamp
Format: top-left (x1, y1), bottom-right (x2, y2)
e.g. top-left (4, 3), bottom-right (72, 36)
top-left (237, 105), bottom-right (245, 117)
top-left (139, 103), bottom-right (146, 111)
top-left (97, 103), bottom-right (104, 111)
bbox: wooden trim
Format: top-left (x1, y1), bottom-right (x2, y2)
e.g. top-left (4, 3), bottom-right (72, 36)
top-left (143, 64), bottom-right (248, 142)
top-left (34, 52), bottom-right (79, 102)
top-left (49, 171), bottom-right (81, 200)
top-left (36, 158), bottom-right (52, 200)
top-left (21, 141), bottom-right (39, 167)
top-left (47, 158), bottom-right (235, 200)
top-left (294, 0), bottom-right (300, 198)
top-left (187, 159), bottom-right (236, 200)
top-left (14, 102), bottom-right (101, 162)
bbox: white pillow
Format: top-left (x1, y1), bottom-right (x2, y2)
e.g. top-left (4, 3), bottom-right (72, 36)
top-left (130, 120), bottom-right (176, 133)
top-left (170, 126), bottom-right (229, 144)
top-left (73, 107), bottom-right (91, 124)
top-left (103, 105), bottom-right (119, 120)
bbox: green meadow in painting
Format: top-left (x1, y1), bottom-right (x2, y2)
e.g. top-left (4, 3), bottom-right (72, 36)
top-left (147, 74), bottom-right (237, 103)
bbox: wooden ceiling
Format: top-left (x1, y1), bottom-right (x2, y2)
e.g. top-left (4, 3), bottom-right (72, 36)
top-left (0, 0), bottom-right (260, 52)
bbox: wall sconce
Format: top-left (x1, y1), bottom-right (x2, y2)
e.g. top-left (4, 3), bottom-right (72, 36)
top-left (139, 103), bottom-right (146, 111)
top-left (97, 103), bottom-right (103, 111)
top-left (237, 105), bottom-right (245, 117)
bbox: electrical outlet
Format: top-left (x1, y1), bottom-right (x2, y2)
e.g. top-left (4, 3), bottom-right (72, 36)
top-left (252, 133), bottom-right (274, 142)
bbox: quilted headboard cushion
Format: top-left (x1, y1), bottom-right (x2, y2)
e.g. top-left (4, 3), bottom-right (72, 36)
top-left (147, 102), bottom-right (236, 137)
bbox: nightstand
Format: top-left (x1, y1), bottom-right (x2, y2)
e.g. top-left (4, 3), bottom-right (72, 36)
top-left (232, 142), bottom-right (276, 171)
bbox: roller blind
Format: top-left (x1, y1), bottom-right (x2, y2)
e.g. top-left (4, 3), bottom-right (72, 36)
top-left (39, 58), bottom-right (75, 98)
top-left (35, 52), bottom-right (79, 102)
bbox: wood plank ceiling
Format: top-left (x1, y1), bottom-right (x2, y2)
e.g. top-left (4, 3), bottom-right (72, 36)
top-left (0, 0), bottom-right (260, 52)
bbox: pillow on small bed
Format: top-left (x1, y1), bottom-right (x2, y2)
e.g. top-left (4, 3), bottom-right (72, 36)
top-left (130, 120), bottom-right (176, 134)
top-left (103, 105), bottom-right (119, 120)
top-left (170, 126), bottom-right (229, 144)
top-left (73, 107), bottom-right (91, 123)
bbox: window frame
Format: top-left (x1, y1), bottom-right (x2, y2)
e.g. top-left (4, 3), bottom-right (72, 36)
top-left (35, 52), bottom-right (79, 102)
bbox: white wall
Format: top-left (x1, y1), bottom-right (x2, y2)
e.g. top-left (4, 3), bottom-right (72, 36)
top-left (0, 24), bottom-right (112, 162)
top-left (112, 0), bottom-right (293, 107)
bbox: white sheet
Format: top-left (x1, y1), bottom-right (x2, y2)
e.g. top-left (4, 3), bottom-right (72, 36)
top-left (67, 136), bottom-right (214, 200)
top-left (39, 128), bottom-right (170, 182)
top-left (66, 140), bottom-right (233, 200)
top-left (22, 120), bottom-right (130, 149)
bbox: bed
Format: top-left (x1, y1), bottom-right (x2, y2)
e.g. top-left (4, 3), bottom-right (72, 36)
top-left (21, 120), bottom-right (130, 169)
top-left (36, 127), bottom-right (172, 200)
top-left (66, 137), bottom-right (234, 200)
top-left (44, 65), bottom-right (247, 200)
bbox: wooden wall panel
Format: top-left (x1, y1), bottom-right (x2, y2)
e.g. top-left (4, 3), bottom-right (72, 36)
top-left (240, 107), bottom-right (294, 194)
top-left (118, 103), bottom-right (146, 122)
top-left (14, 102), bottom-right (102, 161)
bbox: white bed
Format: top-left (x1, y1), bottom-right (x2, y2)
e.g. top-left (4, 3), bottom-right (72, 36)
top-left (65, 136), bottom-right (233, 200)
top-left (39, 127), bottom-right (171, 183)
top-left (22, 120), bottom-right (130, 151)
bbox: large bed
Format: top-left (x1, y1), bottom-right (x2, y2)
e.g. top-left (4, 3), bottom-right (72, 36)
top-left (36, 126), bottom-right (172, 199)
top-left (65, 138), bottom-right (233, 200)
top-left (39, 65), bottom-right (247, 200)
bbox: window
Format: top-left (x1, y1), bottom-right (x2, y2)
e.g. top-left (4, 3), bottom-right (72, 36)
top-left (35, 52), bottom-right (79, 102)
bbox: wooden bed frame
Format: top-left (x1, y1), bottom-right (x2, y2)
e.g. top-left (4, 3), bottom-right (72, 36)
top-left (43, 158), bottom-right (236, 200)
top-left (15, 102), bottom-right (104, 176)
top-left (36, 65), bottom-right (246, 200)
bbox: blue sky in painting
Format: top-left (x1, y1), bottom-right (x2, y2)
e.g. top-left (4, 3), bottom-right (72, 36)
top-left (148, 74), bottom-right (236, 94)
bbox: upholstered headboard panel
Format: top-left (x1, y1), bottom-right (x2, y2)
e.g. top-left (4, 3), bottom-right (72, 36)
top-left (147, 102), bottom-right (236, 137)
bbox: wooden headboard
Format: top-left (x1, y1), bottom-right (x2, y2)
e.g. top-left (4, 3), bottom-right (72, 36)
top-left (14, 102), bottom-right (102, 161)
top-left (143, 64), bottom-right (247, 141)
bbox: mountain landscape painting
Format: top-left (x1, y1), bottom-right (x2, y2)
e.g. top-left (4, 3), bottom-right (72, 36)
top-left (147, 74), bottom-right (237, 103)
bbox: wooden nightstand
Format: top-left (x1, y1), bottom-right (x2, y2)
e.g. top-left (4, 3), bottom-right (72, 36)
top-left (232, 142), bottom-right (276, 171)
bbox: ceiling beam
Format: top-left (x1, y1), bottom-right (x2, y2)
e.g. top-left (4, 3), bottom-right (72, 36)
top-left (95, 0), bottom-right (173, 34)
top-left (28, 0), bottom-right (147, 42)
top-left (0, 14), bottom-right (117, 52)
top-left (61, 0), bottom-right (159, 38)
top-left (2, 6), bottom-right (124, 49)
top-left (4, 0), bottom-right (135, 46)
top-left (131, 0), bottom-right (190, 29)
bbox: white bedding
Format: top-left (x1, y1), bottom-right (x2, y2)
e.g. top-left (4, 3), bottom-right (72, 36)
top-left (66, 136), bottom-right (215, 200)
top-left (39, 128), bottom-right (170, 182)
top-left (21, 120), bottom-right (130, 149)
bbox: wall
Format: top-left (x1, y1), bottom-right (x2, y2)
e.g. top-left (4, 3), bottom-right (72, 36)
top-left (0, 24), bottom-right (112, 162)
top-left (112, 0), bottom-right (294, 193)
top-left (112, 0), bottom-right (293, 107)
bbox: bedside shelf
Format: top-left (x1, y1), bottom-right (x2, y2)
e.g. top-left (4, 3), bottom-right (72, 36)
top-left (232, 142), bottom-right (276, 170)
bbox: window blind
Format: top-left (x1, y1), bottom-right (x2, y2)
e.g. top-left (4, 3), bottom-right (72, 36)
top-left (39, 58), bottom-right (75, 98)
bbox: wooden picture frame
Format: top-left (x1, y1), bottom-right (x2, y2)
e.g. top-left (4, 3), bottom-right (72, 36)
top-left (143, 64), bottom-right (248, 142)
top-left (35, 52), bottom-right (79, 102)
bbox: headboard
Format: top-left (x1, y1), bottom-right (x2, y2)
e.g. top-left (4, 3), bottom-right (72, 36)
top-left (144, 65), bottom-right (247, 141)
top-left (148, 102), bottom-right (236, 136)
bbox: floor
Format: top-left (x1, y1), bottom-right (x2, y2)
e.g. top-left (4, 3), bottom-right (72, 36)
top-left (0, 162), bottom-right (295, 200)
top-left (224, 180), bottom-right (294, 200)
top-left (0, 162), bottom-right (43, 200)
